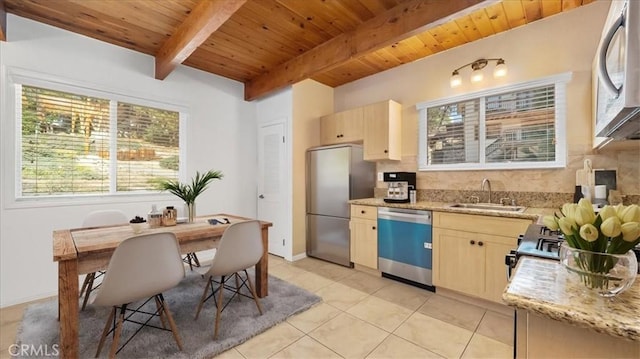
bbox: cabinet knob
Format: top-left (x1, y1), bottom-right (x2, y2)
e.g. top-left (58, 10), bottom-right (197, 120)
top-left (372, 226), bottom-right (376, 230)
top-left (470, 240), bottom-right (475, 245)
top-left (478, 241), bottom-right (484, 247)
top-left (361, 210), bottom-right (365, 214)
top-left (384, 149), bottom-right (388, 153)
top-left (336, 135), bottom-right (340, 138)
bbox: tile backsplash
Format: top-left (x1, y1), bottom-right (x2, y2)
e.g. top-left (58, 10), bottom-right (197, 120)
top-left (375, 148), bottom-right (639, 207)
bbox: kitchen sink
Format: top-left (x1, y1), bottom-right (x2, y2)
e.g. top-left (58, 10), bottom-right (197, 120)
top-left (448, 203), bottom-right (527, 213)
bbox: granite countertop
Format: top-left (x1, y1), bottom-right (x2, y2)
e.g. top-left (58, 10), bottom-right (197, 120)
top-left (503, 256), bottom-right (640, 342)
top-left (348, 197), bottom-right (554, 221)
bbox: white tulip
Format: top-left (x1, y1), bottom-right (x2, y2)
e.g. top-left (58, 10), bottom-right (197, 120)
top-left (621, 205), bottom-right (640, 223)
top-left (600, 216), bottom-right (622, 238)
top-left (621, 222), bottom-right (640, 243)
top-left (598, 206), bottom-right (617, 221)
top-left (543, 216), bottom-right (559, 230)
top-left (574, 205), bottom-right (596, 227)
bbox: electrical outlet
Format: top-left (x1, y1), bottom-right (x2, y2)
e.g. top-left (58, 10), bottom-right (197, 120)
top-left (377, 172), bottom-right (383, 181)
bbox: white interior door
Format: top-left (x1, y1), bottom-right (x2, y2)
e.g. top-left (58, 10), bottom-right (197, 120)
top-left (257, 122), bottom-right (288, 258)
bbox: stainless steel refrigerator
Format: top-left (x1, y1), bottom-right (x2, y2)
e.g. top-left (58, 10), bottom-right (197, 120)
top-left (306, 144), bottom-right (375, 267)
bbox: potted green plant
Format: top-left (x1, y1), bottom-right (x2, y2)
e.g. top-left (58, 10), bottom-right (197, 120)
top-left (159, 170), bottom-right (223, 222)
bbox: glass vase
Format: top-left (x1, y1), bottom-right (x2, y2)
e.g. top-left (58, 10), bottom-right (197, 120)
top-left (186, 202), bottom-right (196, 223)
top-left (559, 243), bottom-right (638, 297)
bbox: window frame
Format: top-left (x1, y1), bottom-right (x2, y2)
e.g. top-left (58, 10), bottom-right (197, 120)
top-left (3, 67), bottom-right (188, 208)
top-left (416, 72), bottom-right (571, 171)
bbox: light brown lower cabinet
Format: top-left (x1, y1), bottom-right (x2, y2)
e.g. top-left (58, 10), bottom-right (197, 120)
top-left (432, 212), bottom-right (532, 303)
top-left (516, 309), bottom-right (640, 358)
top-left (350, 205), bottom-right (378, 269)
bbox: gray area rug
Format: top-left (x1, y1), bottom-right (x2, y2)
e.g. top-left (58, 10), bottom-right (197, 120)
top-left (16, 270), bottom-right (321, 358)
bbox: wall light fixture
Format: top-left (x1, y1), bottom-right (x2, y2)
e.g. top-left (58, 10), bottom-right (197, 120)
top-left (450, 58), bottom-right (507, 88)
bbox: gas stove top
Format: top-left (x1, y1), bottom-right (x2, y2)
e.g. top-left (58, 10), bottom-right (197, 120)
top-left (515, 223), bottom-right (565, 260)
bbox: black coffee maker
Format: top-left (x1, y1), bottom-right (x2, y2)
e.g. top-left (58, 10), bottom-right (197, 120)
top-left (383, 172), bottom-right (416, 203)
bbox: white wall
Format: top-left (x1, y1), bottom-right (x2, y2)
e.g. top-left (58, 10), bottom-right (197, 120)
top-left (0, 15), bottom-right (257, 307)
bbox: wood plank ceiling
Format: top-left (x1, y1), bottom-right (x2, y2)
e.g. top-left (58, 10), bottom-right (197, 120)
top-left (2, 0), bottom-right (595, 101)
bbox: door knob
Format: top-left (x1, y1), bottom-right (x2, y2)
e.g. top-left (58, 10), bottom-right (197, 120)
top-left (258, 194), bottom-right (265, 199)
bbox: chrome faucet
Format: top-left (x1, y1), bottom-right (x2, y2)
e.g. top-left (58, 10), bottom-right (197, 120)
top-left (481, 178), bottom-right (492, 203)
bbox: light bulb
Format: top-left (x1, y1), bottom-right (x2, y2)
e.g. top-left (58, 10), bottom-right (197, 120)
top-left (470, 69), bottom-right (484, 83)
top-left (494, 60), bottom-right (508, 78)
top-left (450, 71), bottom-right (462, 88)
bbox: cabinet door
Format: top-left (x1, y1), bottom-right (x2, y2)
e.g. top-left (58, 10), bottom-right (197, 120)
top-left (350, 218), bottom-right (378, 269)
top-left (339, 107), bottom-right (364, 143)
top-left (433, 228), bottom-right (484, 296)
top-left (320, 113), bottom-right (340, 145)
top-left (483, 237), bottom-right (516, 303)
top-left (363, 100), bottom-right (401, 161)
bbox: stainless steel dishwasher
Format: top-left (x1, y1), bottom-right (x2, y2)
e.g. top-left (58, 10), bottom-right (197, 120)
top-left (377, 207), bottom-right (434, 289)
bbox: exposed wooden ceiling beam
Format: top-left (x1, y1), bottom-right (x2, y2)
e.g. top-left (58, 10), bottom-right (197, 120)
top-left (0, 0), bottom-right (7, 41)
top-left (244, 0), bottom-right (498, 101)
top-left (155, 0), bottom-right (246, 80)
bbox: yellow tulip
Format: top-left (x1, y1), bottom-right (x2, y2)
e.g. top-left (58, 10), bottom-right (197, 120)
top-left (558, 216), bottom-right (577, 235)
top-left (598, 206), bottom-right (617, 221)
top-left (600, 216), bottom-right (622, 238)
top-left (574, 205), bottom-right (596, 226)
top-left (621, 222), bottom-right (640, 242)
top-left (578, 198), bottom-right (592, 210)
top-left (614, 204), bottom-right (626, 218)
top-left (562, 203), bottom-right (577, 219)
top-left (542, 216), bottom-right (559, 230)
top-left (621, 204), bottom-right (640, 223)
top-left (579, 224), bottom-right (599, 242)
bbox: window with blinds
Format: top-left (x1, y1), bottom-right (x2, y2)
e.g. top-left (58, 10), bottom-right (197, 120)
top-left (417, 73), bottom-right (569, 171)
top-left (19, 85), bottom-right (181, 197)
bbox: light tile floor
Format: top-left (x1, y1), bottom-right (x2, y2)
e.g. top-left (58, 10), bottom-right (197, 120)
top-left (0, 255), bottom-right (515, 358)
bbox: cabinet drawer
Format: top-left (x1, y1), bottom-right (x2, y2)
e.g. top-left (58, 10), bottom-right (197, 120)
top-left (433, 211), bottom-right (531, 237)
top-left (351, 205), bottom-right (377, 220)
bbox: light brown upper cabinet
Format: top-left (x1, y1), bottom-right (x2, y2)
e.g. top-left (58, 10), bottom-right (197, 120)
top-left (363, 100), bottom-right (402, 161)
top-left (320, 107), bottom-right (363, 145)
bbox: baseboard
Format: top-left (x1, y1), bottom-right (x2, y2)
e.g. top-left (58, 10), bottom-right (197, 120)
top-left (435, 287), bottom-right (514, 317)
top-left (1, 292), bottom-right (57, 309)
top-left (291, 252), bottom-right (307, 262)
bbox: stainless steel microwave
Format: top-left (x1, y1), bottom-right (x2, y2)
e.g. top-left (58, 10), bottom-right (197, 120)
top-left (593, 0), bottom-right (640, 140)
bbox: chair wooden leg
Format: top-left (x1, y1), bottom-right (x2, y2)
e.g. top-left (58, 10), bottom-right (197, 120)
top-left (109, 305), bottom-right (126, 358)
top-left (95, 307), bottom-right (115, 358)
top-left (81, 273), bottom-right (96, 310)
top-left (154, 296), bottom-right (167, 329)
top-left (214, 276), bottom-right (225, 339)
top-left (80, 272), bottom-right (93, 297)
top-left (80, 273), bottom-right (96, 310)
top-left (158, 294), bottom-right (183, 351)
top-left (195, 277), bottom-right (212, 320)
top-left (244, 270), bottom-right (263, 315)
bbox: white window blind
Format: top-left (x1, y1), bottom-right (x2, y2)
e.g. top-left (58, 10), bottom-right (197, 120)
top-left (484, 85), bottom-right (556, 163)
top-left (417, 73), bottom-right (569, 171)
top-left (19, 85), bottom-right (180, 197)
top-left (426, 99), bottom-right (480, 165)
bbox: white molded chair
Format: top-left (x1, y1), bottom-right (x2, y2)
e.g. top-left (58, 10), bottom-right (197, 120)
top-left (80, 210), bottom-right (128, 310)
top-left (92, 232), bottom-right (185, 358)
top-left (194, 220), bottom-right (264, 339)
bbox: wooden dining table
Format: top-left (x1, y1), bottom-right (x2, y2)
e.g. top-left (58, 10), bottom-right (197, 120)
top-left (52, 213), bottom-right (272, 358)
